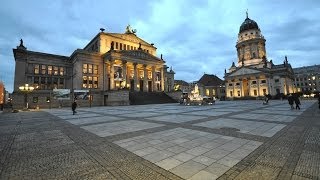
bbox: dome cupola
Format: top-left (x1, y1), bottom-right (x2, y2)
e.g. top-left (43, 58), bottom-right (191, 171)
top-left (239, 11), bottom-right (260, 33)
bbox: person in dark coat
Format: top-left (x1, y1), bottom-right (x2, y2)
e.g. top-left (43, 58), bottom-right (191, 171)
top-left (72, 100), bottom-right (77, 115)
top-left (287, 94), bottom-right (294, 109)
top-left (318, 93), bottom-right (320, 109)
top-left (293, 94), bottom-right (301, 110)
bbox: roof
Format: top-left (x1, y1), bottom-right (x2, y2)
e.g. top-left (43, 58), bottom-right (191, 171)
top-left (198, 74), bottom-right (224, 86)
top-left (239, 16), bottom-right (260, 33)
top-left (174, 80), bottom-right (189, 86)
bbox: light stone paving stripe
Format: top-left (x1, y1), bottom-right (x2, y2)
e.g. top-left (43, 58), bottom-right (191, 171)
top-left (81, 120), bottom-right (164, 137)
top-left (114, 128), bottom-right (262, 179)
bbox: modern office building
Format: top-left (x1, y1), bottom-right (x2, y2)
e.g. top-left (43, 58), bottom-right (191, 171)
top-left (12, 25), bottom-right (175, 109)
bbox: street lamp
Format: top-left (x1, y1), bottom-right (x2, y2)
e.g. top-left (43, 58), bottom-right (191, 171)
top-left (19, 84), bottom-right (34, 109)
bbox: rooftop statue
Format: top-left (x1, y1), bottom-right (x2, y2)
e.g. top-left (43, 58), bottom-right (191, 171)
top-left (125, 24), bottom-right (137, 34)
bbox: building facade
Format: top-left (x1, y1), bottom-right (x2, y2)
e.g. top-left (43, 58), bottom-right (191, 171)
top-left (293, 65), bottom-right (320, 94)
top-left (12, 26), bottom-right (175, 109)
top-left (224, 13), bottom-right (295, 99)
top-left (197, 74), bottom-right (225, 99)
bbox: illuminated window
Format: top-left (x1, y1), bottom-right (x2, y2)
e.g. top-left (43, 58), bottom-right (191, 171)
top-left (48, 66), bottom-right (52, 75)
top-left (230, 91), bottom-right (233, 97)
top-left (237, 91), bottom-right (240, 96)
top-left (53, 66), bottom-right (58, 75)
top-left (254, 90), bottom-right (257, 96)
top-left (88, 76), bottom-right (93, 88)
top-left (82, 76), bottom-right (87, 88)
top-left (59, 67), bottom-right (64, 76)
top-left (212, 89), bottom-right (216, 96)
top-left (34, 64), bottom-right (39, 74)
top-left (263, 89), bottom-right (266, 94)
top-left (41, 65), bottom-right (46, 74)
top-left (93, 77), bottom-right (98, 88)
top-left (88, 64), bottom-right (93, 74)
top-left (312, 76), bottom-right (316, 80)
top-left (83, 64), bottom-right (88, 74)
top-left (206, 89), bottom-right (210, 96)
top-left (93, 65), bottom-right (98, 74)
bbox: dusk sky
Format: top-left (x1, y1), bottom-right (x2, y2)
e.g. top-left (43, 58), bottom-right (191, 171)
top-left (1, 0), bottom-right (319, 93)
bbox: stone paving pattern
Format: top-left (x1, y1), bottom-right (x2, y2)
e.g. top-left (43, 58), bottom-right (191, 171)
top-left (0, 100), bottom-right (319, 179)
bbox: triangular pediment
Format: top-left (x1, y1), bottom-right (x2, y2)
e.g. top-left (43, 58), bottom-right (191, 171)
top-left (108, 33), bottom-right (151, 46)
top-left (228, 67), bottom-right (262, 77)
top-left (121, 50), bottom-right (162, 62)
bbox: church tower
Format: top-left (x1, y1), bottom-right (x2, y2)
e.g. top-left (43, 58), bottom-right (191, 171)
top-left (236, 12), bottom-right (267, 67)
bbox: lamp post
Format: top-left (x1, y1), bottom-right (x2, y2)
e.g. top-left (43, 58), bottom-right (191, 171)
top-left (19, 84), bottom-right (34, 109)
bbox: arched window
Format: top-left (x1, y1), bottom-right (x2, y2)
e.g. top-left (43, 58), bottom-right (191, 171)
top-left (252, 52), bottom-right (256, 58)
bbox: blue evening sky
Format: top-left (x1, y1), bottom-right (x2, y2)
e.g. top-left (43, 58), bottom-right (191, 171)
top-left (1, 0), bottom-right (319, 92)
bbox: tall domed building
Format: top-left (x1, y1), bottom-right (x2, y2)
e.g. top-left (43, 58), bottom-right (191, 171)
top-left (224, 12), bottom-right (295, 98)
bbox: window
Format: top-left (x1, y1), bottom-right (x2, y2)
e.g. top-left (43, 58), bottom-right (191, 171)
top-left (47, 78), bottom-right (52, 89)
top-left (53, 66), bottom-right (58, 75)
top-left (53, 78), bottom-right (58, 89)
top-left (33, 97), bottom-right (38, 103)
top-left (120, 43), bottom-right (122, 50)
top-left (229, 83), bottom-right (233, 86)
top-left (254, 90), bottom-right (257, 96)
top-left (34, 65), bottom-right (39, 74)
top-left (48, 66), bottom-right (52, 75)
top-left (59, 78), bottom-right (64, 88)
top-left (275, 79), bottom-right (279, 83)
top-left (261, 80), bottom-right (266, 83)
top-left (88, 64), bottom-right (93, 74)
top-left (237, 91), bottom-right (240, 96)
top-left (263, 89), bottom-right (266, 95)
top-left (124, 44), bottom-right (126, 50)
top-left (206, 89), bottom-right (210, 96)
top-left (34, 77), bottom-right (39, 85)
top-left (59, 67), bottom-right (64, 76)
top-left (41, 65), bottom-right (46, 75)
top-left (212, 89), bottom-right (216, 96)
top-left (131, 46), bottom-right (133, 50)
top-left (252, 52), bottom-right (256, 58)
top-left (83, 76), bottom-right (87, 88)
top-left (83, 64), bottom-right (88, 74)
top-left (252, 81), bottom-right (257, 84)
top-left (115, 42), bottom-right (118, 49)
top-left (93, 65), bottom-right (98, 74)
top-left (40, 77), bottom-right (46, 89)
top-left (236, 82), bottom-right (240, 86)
top-left (88, 76), bottom-right (93, 88)
top-left (230, 91), bottom-right (233, 97)
top-left (93, 77), bottom-right (98, 88)
top-left (127, 45), bottom-right (130, 50)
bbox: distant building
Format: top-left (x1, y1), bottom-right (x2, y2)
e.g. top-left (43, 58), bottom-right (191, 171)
top-left (12, 25), bottom-right (174, 109)
top-left (224, 12), bottom-right (295, 98)
top-left (0, 81), bottom-right (4, 106)
top-left (174, 80), bottom-right (191, 92)
top-left (293, 65), bottom-right (320, 93)
top-left (197, 74), bottom-right (225, 99)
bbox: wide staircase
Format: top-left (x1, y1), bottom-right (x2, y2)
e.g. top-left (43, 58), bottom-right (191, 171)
top-left (129, 92), bottom-right (178, 105)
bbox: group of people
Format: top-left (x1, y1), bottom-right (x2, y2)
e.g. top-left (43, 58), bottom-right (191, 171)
top-left (287, 94), bottom-right (301, 110)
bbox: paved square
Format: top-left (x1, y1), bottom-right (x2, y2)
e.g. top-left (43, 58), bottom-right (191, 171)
top-left (25, 100), bottom-right (318, 179)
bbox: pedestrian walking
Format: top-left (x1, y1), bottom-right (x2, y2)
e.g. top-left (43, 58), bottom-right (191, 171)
top-left (293, 94), bottom-right (301, 110)
top-left (287, 94), bottom-right (294, 109)
top-left (318, 93), bottom-right (320, 109)
top-left (72, 100), bottom-right (77, 115)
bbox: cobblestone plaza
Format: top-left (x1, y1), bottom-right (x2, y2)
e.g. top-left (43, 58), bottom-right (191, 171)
top-left (1, 100), bottom-right (319, 179)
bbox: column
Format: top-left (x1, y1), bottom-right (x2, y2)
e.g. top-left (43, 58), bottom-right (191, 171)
top-left (152, 66), bottom-right (156, 92)
top-left (110, 60), bottom-right (115, 90)
top-left (133, 63), bottom-right (138, 91)
top-left (257, 78), bottom-right (261, 96)
top-left (122, 60), bottom-right (127, 88)
top-left (160, 67), bottom-right (165, 91)
top-left (232, 80), bottom-right (235, 97)
top-left (240, 80), bottom-right (243, 97)
top-left (266, 77), bottom-right (270, 95)
top-left (143, 64), bottom-right (148, 92)
top-left (248, 79), bottom-right (251, 96)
